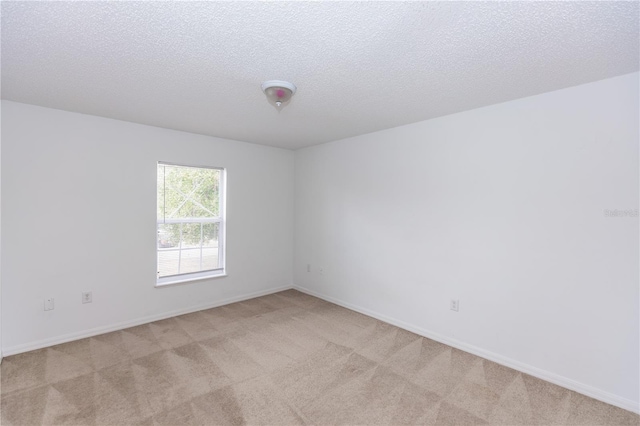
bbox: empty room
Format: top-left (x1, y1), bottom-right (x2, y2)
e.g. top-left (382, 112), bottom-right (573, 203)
top-left (0, 1), bottom-right (638, 425)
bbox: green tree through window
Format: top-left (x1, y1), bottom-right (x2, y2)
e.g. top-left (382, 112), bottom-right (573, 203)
top-left (157, 163), bottom-right (225, 281)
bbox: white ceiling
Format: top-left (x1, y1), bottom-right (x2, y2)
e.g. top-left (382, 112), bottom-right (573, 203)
top-left (2, 1), bottom-right (638, 150)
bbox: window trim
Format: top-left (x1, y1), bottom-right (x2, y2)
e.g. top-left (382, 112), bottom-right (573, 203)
top-left (156, 161), bottom-right (227, 287)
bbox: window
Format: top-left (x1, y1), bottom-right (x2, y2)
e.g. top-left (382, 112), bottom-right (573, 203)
top-left (157, 162), bottom-right (226, 285)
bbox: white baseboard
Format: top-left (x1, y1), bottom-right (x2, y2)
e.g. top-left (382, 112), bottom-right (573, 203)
top-left (2, 285), bottom-right (293, 357)
top-left (294, 285), bottom-right (640, 414)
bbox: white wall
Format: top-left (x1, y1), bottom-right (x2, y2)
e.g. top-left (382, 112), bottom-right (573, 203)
top-left (294, 73), bottom-right (639, 410)
top-left (1, 101), bottom-right (294, 353)
top-left (0, 99), bottom-right (3, 362)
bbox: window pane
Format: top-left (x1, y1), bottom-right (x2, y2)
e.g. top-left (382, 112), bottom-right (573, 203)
top-left (157, 223), bottom-right (179, 278)
top-left (158, 223), bottom-right (178, 249)
top-left (202, 247), bottom-right (219, 270)
top-left (157, 165), bottom-right (166, 220)
top-left (158, 165), bottom-right (220, 220)
top-left (157, 163), bottom-right (224, 282)
top-left (178, 248), bottom-right (206, 275)
top-left (202, 222), bottom-right (220, 270)
top-left (158, 250), bottom-right (180, 277)
top-left (203, 222), bottom-right (219, 248)
top-left (181, 222), bottom-right (201, 248)
top-left (158, 222), bottom-right (218, 277)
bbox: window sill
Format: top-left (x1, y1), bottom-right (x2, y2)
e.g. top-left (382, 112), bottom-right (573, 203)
top-left (156, 271), bottom-right (227, 288)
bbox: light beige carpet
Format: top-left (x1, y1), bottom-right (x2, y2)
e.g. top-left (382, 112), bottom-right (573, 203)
top-left (1, 289), bottom-right (638, 425)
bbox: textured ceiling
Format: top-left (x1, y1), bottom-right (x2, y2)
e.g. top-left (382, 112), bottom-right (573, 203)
top-left (2, 1), bottom-right (638, 150)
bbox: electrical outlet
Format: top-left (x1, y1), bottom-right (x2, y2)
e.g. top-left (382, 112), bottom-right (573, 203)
top-left (450, 299), bottom-right (459, 312)
top-left (319, 268), bottom-right (324, 275)
top-left (44, 298), bottom-right (55, 311)
top-left (82, 291), bottom-right (92, 304)
top-left (307, 264), bottom-right (311, 273)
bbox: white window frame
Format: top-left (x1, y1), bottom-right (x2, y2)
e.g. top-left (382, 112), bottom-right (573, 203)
top-left (156, 161), bottom-right (227, 287)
